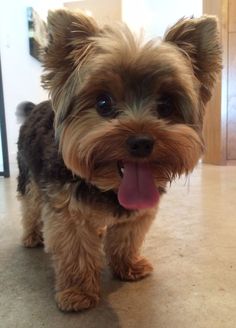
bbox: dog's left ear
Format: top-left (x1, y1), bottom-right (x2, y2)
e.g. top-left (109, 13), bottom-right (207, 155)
top-left (164, 16), bottom-right (222, 103)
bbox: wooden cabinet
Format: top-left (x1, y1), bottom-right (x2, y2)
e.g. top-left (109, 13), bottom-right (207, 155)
top-left (203, 0), bottom-right (236, 164)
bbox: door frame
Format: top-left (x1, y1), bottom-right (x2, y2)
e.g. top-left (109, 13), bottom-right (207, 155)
top-left (0, 55), bottom-right (10, 177)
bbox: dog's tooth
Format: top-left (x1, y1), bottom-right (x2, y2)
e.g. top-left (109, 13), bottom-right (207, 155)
top-left (121, 168), bottom-right (124, 174)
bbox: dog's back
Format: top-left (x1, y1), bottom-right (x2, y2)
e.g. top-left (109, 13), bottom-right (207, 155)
top-left (17, 101), bottom-right (74, 196)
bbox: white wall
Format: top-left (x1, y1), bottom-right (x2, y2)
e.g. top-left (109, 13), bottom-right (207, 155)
top-left (122, 0), bottom-right (202, 38)
top-left (64, 0), bottom-right (121, 25)
top-left (0, 0), bottom-right (63, 170)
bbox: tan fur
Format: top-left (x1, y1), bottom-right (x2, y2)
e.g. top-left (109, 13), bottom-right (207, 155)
top-left (40, 183), bottom-right (153, 310)
top-left (105, 208), bottom-right (156, 281)
top-left (42, 201), bottom-right (103, 311)
top-left (20, 9), bottom-right (222, 312)
top-left (19, 180), bottom-right (43, 248)
top-left (61, 113), bottom-right (204, 191)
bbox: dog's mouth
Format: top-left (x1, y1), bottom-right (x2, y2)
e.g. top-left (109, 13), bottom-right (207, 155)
top-left (117, 161), bottom-right (160, 210)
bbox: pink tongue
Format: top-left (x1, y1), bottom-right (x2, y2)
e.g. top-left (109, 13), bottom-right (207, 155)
top-left (118, 162), bottom-right (160, 210)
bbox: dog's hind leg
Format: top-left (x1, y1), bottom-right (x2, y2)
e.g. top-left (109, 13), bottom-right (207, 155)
top-left (19, 179), bottom-right (43, 248)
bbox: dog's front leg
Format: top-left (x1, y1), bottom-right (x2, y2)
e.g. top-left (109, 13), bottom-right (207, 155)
top-left (43, 204), bottom-right (102, 312)
top-left (105, 209), bottom-right (156, 281)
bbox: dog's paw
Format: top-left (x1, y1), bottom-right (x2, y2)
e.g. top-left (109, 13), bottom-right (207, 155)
top-left (113, 257), bottom-right (153, 281)
top-left (22, 232), bottom-right (43, 248)
top-left (55, 288), bottom-right (99, 312)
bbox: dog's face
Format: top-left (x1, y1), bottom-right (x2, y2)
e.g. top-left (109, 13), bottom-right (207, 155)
top-left (42, 10), bottom-right (221, 210)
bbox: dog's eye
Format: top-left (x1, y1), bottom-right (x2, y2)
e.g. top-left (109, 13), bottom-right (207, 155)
top-left (157, 96), bottom-right (174, 118)
top-left (96, 94), bottom-right (116, 118)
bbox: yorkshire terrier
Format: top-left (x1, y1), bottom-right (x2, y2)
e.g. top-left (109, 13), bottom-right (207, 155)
top-left (17, 9), bottom-right (221, 312)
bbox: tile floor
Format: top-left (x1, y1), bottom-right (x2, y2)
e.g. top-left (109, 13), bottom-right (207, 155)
top-left (0, 164), bottom-right (236, 328)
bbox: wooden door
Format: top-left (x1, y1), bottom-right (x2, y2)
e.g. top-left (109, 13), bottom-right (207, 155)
top-left (227, 0), bottom-right (236, 160)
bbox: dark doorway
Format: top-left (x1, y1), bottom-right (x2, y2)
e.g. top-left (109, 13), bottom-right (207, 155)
top-left (0, 56), bottom-right (10, 177)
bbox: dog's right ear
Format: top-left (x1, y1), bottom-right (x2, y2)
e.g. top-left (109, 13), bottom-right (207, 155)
top-left (42, 9), bottom-right (99, 92)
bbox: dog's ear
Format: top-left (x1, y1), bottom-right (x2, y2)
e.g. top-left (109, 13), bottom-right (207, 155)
top-left (42, 9), bottom-right (98, 93)
top-left (164, 16), bottom-right (222, 103)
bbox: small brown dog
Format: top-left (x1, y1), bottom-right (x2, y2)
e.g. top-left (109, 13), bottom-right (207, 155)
top-left (17, 10), bottom-right (221, 311)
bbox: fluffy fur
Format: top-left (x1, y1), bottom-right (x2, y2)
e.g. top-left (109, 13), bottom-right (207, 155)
top-left (17, 10), bottom-right (221, 312)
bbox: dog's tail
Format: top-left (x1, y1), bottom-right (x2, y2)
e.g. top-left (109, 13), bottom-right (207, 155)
top-left (16, 101), bottom-right (36, 124)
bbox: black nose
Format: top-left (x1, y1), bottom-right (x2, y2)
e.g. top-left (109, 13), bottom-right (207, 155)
top-left (126, 135), bottom-right (154, 158)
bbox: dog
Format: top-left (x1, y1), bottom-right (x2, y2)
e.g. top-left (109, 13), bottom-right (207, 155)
top-left (17, 9), bottom-right (221, 312)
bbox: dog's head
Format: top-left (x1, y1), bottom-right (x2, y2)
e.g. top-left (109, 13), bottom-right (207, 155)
top-left (42, 10), bottom-right (221, 210)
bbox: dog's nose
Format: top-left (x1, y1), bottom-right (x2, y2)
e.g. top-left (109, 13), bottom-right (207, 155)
top-left (126, 135), bottom-right (154, 158)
